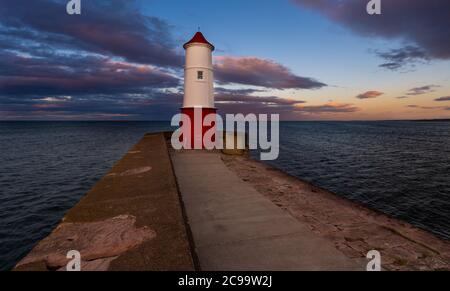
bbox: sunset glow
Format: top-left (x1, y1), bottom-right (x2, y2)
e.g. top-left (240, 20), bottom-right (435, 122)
top-left (0, 0), bottom-right (449, 120)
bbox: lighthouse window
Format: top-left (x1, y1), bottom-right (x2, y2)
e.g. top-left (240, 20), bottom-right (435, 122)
top-left (197, 71), bottom-right (204, 80)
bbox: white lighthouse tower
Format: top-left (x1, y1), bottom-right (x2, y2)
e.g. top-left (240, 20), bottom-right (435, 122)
top-left (181, 31), bottom-right (217, 148)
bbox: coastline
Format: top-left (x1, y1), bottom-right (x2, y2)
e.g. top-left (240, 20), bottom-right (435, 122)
top-left (222, 153), bottom-right (450, 271)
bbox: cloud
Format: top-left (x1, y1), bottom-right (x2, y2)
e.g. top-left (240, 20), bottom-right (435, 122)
top-left (35, 96), bottom-right (73, 102)
top-left (0, 1), bottom-right (362, 121)
top-left (406, 85), bottom-right (440, 96)
top-left (0, 91), bottom-right (184, 120)
top-left (215, 91), bottom-right (306, 106)
top-left (0, 51), bottom-right (180, 96)
top-left (356, 91), bottom-right (384, 99)
top-left (1, 83), bottom-right (361, 120)
top-left (375, 46), bottom-right (429, 71)
top-left (212, 88), bottom-right (307, 117)
top-left (215, 87), bottom-right (305, 106)
top-left (292, 0), bottom-right (450, 67)
top-left (213, 88), bottom-right (359, 119)
top-left (0, 0), bottom-right (331, 120)
top-left (295, 102), bottom-right (360, 114)
top-left (0, 0), bottom-right (188, 119)
top-left (407, 105), bottom-right (446, 110)
top-left (214, 56), bottom-right (326, 90)
top-left (435, 96), bottom-right (450, 102)
top-left (0, 0), bottom-right (183, 67)
top-left (215, 87), bottom-right (267, 95)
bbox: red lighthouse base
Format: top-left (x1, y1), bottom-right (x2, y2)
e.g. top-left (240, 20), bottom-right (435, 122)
top-left (180, 107), bottom-right (217, 149)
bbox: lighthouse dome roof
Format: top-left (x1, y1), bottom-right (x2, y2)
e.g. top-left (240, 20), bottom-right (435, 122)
top-left (183, 32), bottom-right (215, 51)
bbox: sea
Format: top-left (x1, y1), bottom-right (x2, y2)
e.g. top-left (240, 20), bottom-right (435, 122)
top-left (0, 121), bottom-right (449, 270)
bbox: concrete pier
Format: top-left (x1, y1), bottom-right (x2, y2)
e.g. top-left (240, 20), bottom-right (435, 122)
top-left (15, 133), bottom-right (194, 271)
top-left (171, 150), bottom-right (363, 271)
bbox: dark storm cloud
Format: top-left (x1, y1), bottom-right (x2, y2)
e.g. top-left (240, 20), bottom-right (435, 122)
top-left (292, 0), bottom-right (450, 69)
top-left (0, 0), bottom-right (183, 67)
top-left (406, 85), bottom-right (440, 96)
top-left (214, 56), bottom-right (326, 90)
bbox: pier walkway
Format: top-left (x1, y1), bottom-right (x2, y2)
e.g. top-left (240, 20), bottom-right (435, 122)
top-left (171, 150), bottom-right (363, 271)
top-left (15, 133), bottom-right (364, 271)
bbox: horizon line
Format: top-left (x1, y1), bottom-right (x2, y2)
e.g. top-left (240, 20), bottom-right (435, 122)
top-left (1, 118), bottom-right (449, 122)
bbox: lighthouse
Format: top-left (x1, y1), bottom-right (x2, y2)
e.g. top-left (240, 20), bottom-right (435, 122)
top-left (181, 31), bottom-right (217, 149)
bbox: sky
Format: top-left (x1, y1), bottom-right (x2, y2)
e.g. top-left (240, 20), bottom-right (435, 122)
top-left (0, 0), bottom-right (449, 120)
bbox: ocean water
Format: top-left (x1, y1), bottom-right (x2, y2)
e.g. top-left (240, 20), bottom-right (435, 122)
top-left (0, 121), bottom-right (449, 270)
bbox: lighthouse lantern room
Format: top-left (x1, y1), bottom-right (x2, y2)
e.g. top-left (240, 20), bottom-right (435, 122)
top-left (181, 31), bottom-right (217, 149)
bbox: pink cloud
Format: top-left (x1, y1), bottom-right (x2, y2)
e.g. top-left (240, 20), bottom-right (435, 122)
top-left (214, 56), bottom-right (326, 90)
